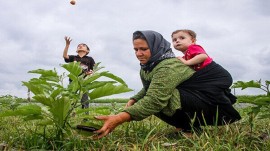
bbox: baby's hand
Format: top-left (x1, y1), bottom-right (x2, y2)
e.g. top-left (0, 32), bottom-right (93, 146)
top-left (177, 56), bottom-right (182, 60)
top-left (177, 56), bottom-right (187, 64)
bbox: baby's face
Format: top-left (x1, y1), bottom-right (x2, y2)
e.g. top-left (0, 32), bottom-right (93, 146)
top-left (172, 31), bottom-right (195, 52)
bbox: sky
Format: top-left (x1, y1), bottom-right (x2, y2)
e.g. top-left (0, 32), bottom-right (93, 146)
top-left (0, 0), bottom-right (270, 99)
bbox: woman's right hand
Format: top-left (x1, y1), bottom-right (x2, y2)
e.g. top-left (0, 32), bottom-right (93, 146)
top-left (125, 99), bottom-right (136, 108)
top-left (93, 112), bottom-right (131, 139)
top-left (64, 36), bottom-right (72, 46)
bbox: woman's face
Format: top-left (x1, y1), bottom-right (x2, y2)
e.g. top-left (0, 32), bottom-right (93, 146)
top-left (133, 39), bottom-right (151, 64)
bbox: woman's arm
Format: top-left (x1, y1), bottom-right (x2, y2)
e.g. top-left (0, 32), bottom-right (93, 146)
top-left (124, 59), bottom-right (194, 120)
top-left (125, 88), bottom-right (146, 108)
top-left (130, 88), bottom-right (146, 101)
top-left (94, 59), bottom-right (194, 139)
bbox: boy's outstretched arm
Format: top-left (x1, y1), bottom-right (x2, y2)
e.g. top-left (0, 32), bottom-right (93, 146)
top-left (63, 36), bottom-right (72, 59)
top-left (179, 54), bottom-right (208, 66)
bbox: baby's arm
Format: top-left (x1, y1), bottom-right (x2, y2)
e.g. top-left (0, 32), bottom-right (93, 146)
top-left (178, 54), bottom-right (208, 66)
top-left (63, 36), bottom-right (72, 59)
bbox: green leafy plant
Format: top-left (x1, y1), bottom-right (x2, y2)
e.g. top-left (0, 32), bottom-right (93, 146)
top-left (0, 62), bottom-right (132, 141)
top-left (0, 95), bottom-right (25, 111)
top-left (232, 80), bottom-right (270, 133)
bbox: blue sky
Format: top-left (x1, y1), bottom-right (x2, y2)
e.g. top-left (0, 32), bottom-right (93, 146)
top-left (0, 0), bottom-right (269, 98)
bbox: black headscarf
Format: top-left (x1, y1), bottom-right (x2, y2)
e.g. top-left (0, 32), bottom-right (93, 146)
top-left (133, 30), bottom-right (175, 71)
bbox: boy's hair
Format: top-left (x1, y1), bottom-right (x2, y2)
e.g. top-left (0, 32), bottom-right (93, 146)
top-left (171, 29), bottom-right (197, 40)
top-left (77, 43), bottom-right (90, 50)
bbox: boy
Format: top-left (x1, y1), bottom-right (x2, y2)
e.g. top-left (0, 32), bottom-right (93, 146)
top-left (63, 36), bottom-right (95, 114)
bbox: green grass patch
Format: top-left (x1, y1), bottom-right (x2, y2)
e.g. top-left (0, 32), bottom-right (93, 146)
top-left (91, 98), bottom-right (129, 103)
top-left (1, 95), bottom-right (269, 150)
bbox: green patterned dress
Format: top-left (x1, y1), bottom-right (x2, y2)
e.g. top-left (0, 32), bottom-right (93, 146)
top-left (123, 58), bottom-right (195, 120)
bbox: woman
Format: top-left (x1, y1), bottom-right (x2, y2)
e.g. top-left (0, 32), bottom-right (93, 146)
top-left (94, 30), bottom-right (241, 139)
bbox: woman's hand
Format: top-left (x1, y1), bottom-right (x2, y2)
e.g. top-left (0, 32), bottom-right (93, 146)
top-left (125, 99), bottom-right (136, 108)
top-left (93, 112), bottom-right (131, 139)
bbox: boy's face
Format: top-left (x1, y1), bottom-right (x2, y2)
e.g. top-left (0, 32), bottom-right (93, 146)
top-left (76, 44), bottom-right (89, 55)
top-left (172, 31), bottom-right (195, 52)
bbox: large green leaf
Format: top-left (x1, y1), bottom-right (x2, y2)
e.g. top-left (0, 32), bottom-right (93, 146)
top-left (23, 78), bottom-right (55, 96)
top-left (68, 74), bottom-right (78, 82)
top-left (49, 97), bottom-right (71, 127)
top-left (100, 71), bottom-right (128, 86)
top-left (23, 114), bottom-right (44, 121)
top-left (37, 119), bottom-right (54, 126)
top-left (92, 62), bottom-right (104, 72)
top-left (0, 104), bottom-right (42, 117)
top-left (84, 81), bottom-right (116, 90)
top-left (51, 88), bottom-right (64, 99)
top-left (68, 80), bottom-right (80, 92)
top-left (253, 97), bottom-right (270, 106)
top-left (62, 62), bottom-right (82, 77)
top-left (83, 73), bottom-right (102, 85)
top-left (33, 94), bottom-right (53, 107)
top-left (40, 76), bottom-right (60, 83)
top-left (89, 83), bottom-right (132, 100)
top-left (232, 80), bottom-right (261, 90)
top-left (22, 81), bottom-right (45, 95)
top-left (27, 78), bottom-right (48, 85)
top-left (28, 69), bottom-right (58, 77)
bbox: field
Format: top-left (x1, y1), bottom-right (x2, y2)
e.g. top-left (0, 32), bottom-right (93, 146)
top-left (0, 95), bottom-right (269, 150)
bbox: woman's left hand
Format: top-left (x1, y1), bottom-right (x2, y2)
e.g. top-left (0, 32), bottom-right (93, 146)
top-left (125, 99), bottom-right (136, 108)
top-left (93, 112), bottom-right (131, 139)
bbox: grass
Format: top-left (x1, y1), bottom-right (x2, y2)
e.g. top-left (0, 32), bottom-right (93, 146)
top-left (0, 95), bottom-right (270, 150)
top-left (91, 98), bottom-right (129, 103)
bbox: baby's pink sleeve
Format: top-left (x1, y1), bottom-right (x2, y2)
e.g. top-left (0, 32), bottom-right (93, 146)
top-left (188, 45), bottom-right (206, 57)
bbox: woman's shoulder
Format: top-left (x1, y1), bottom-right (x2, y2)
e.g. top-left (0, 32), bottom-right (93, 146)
top-left (155, 58), bottom-right (194, 73)
top-left (157, 58), bottom-right (184, 67)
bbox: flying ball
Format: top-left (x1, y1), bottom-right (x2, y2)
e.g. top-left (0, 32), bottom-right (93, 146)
top-left (70, 0), bottom-right (76, 5)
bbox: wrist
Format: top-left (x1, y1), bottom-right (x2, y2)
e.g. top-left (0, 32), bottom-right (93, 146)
top-left (130, 98), bottom-right (137, 102)
top-left (117, 112), bottom-right (131, 123)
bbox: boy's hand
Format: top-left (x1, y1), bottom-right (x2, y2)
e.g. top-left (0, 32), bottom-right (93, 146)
top-left (64, 36), bottom-right (72, 46)
top-left (85, 70), bottom-right (93, 75)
